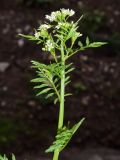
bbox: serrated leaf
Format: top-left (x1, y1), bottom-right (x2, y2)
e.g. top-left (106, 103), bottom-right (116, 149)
top-left (65, 80), bottom-right (71, 86)
top-left (31, 78), bottom-right (46, 83)
top-left (34, 83), bottom-right (50, 89)
top-left (46, 93), bottom-right (55, 99)
top-left (65, 76), bottom-right (70, 83)
top-left (65, 67), bottom-right (75, 74)
top-left (45, 118), bottom-right (85, 153)
top-left (36, 88), bottom-right (52, 96)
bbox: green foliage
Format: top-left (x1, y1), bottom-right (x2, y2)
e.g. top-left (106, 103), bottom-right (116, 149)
top-left (20, 9), bottom-right (106, 160)
top-left (45, 118), bottom-right (85, 153)
top-left (0, 154), bottom-right (15, 160)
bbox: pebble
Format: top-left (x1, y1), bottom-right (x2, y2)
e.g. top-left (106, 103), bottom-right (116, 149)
top-left (17, 39), bottom-right (24, 48)
top-left (1, 101), bottom-right (6, 107)
top-left (111, 62), bottom-right (117, 67)
top-left (104, 65), bottom-right (109, 72)
top-left (16, 28), bottom-right (22, 34)
top-left (81, 55), bottom-right (88, 61)
top-left (114, 10), bottom-right (120, 16)
top-left (109, 18), bottom-right (114, 24)
top-left (0, 62), bottom-right (10, 72)
top-left (2, 86), bottom-right (8, 91)
top-left (81, 96), bottom-right (90, 105)
top-left (78, 1), bottom-right (84, 8)
top-left (24, 25), bottom-right (31, 32)
top-left (107, 6), bottom-right (112, 11)
top-left (89, 155), bottom-right (103, 160)
top-left (28, 100), bottom-right (36, 107)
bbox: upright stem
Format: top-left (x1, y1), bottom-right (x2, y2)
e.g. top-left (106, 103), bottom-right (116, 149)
top-left (58, 43), bottom-right (65, 129)
top-left (52, 41), bottom-right (65, 160)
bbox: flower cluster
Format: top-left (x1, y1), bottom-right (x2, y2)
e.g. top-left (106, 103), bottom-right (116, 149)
top-left (45, 8), bottom-right (75, 22)
top-left (42, 40), bottom-right (54, 52)
top-left (39, 24), bottom-right (51, 30)
top-left (34, 24), bottom-right (50, 39)
top-left (61, 8), bottom-right (75, 16)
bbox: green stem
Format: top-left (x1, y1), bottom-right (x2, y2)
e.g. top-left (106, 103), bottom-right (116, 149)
top-left (52, 41), bottom-right (65, 160)
top-left (53, 150), bottom-right (59, 160)
top-left (51, 81), bottom-right (60, 101)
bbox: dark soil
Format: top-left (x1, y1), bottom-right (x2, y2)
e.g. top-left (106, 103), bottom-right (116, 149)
top-left (0, 0), bottom-right (120, 157)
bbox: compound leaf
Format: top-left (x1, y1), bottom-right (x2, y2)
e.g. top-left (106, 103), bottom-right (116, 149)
top-left (45, 118), bottom-right (85, 153)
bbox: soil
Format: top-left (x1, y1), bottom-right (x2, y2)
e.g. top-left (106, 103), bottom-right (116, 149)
top-left (0, 0), bottom-right (120, 158)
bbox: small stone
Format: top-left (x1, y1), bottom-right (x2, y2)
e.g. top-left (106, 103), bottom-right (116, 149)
top-left (2, 86), bottom-right (8, 91)
top-left (18, 39), bottom-right (24, 48)
top-left (88, 67), bottom-right (94, 72)
top-left (16, 28), bottom-right (22, 33)
top-left (78, 1), bottom-right (84, 8)
top-left (106, 81), bottom-right (111, 87)
top-left (0, 62), bottom-right (10, 72)
top-left (111, 62), bottom-right (117, 67)
top-left (109, 18), bottom-right (114, 24)
top-left (29, 114), bottom-right (34, 119)
top-left (110, 68), bottom-right (114, 73)
top-left (38, 106), bottom-right (42, 110)
top-left (28, 100), bottom-right (36, 107)
top-left (107, 6), bottom-right (112, 11)
top-left (104, 65), bottom-right (109, 72)
top-left (81, 96), bottom-right (90, 105)
top-left (1, 101), bottom-right (6, 106)
top-left (82, 68), bottom-right (86, 72)
top-left (114, 10), bottom-right (120, 16)
top-left (81, 55), bottom-right (88, 61)
top-left (24, 25), bottom-right (31, 32)
top-left (89, 155), bottom-right (103, 160)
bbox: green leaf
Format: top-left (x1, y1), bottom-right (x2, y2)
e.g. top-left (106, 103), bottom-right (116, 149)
top-left (54, 98), bottom-right (59, 104)
top-left (86, 36), bottom-right (90, 45)
top-left (34, 83), bottom-right (50, 89)
top-left (65, 67), bottom-right (75, 74)
top-left (78, 41), bottom-right (83, 47)
top-left (19, 34), bottom-right (38, 41)
top-left (65, 93), bottom-right (72, 97)
top-left (36, 88), bottom-right (52, 96)
top-left (46, 93), bottom-right (55, 99)
top-left (31, 78), bottom-right (47, 83)
top-left (65, 76), bottom-right (70, 83)
top-left (0, 155), bottom-right (8, 160)
top-left (12, 154), bottom-right (16, 160)
top-left (89, 42), bottom-right (107, 48)
top-left (45, 118), bottom-right (85, 153)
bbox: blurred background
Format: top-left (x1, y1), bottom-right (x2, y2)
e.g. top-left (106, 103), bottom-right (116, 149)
top-left (0, 0), bottom-right (120, 159)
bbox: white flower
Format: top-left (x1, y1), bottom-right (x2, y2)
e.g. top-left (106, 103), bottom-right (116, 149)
top-left (45, 13), bottom-right (56, 22)
top-left (44, 40), bottom-right (54, 51)
top-left (45, 9), bottom-right (75, 22)
top-left (60, 8), bottom-right (75, 16)
top-left (34, 31), bottom-right (40, 39)
top-left (39, 24), bottom-right (51, 30)
top-left (55, 22), bottom-right (62, 29)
